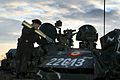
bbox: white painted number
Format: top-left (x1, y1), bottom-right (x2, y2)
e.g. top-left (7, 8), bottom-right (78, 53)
top-left (46, 58), bottom-right (57, 65)
top-left (75, 59), bottom-right (85, 66)
top-left (61, 58), bottom-right (71, 66)
top-left (70, 58), bottom-right (77, 66)
top-left (46, 58), bottom-right (85, 67)
top-left (53, 58), bottom-right (64, 66)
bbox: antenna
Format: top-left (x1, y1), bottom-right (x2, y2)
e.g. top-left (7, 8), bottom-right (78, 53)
top-left (104, 0), bottom-right (106, 35)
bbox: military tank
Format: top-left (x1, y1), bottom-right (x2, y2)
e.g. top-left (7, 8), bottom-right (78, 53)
top-left (0, 20), bottom-right (120, 80)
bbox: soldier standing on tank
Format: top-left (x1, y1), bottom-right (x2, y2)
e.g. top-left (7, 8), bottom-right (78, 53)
top-left (15, 19), bottom-right (42, 78)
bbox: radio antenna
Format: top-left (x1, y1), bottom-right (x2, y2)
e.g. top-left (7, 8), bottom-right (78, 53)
top-left (104, 0), bottom-right (106, 35)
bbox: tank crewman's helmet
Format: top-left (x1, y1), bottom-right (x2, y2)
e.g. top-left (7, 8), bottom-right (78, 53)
top-left (39, 23), bottom-right (57, 41)
top-left (76, 24), bottom-right (98, 42)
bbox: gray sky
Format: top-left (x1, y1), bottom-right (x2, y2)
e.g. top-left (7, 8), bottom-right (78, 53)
top-left (0, 0), bottom-right (120, 56)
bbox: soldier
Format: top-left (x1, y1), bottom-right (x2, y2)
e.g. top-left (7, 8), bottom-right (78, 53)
top-left (15, 19), bottom-right (42, 78)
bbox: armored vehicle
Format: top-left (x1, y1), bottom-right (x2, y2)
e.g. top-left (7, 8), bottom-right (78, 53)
top-left (0, 21), bottom-right (120, 80)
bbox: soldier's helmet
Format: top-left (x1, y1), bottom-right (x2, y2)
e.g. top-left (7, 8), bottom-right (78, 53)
top-left (76, 24), bottom-right (98, 42)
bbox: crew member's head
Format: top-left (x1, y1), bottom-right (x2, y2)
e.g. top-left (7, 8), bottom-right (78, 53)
top-left (32, 19), bottom-right (42, 29)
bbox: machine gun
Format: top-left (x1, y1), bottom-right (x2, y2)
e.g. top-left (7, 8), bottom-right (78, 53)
top-left (63, 29), bottom-right (76, 47)
top-left (55, 20), bottom-right (76, 48)
top-left (57, 29), bottom-right (76, 48)
top-left (22, 20), bottom-right (54, 43)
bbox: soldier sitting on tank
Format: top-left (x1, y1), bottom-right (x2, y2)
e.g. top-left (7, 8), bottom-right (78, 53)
top-left (76, 24), bottom-right (98, 49)
top-left (15, 19), bottom-right (42, 78)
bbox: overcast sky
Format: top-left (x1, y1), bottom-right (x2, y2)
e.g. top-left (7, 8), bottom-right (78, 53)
top-left (0, 0), bottom-right (120, 57)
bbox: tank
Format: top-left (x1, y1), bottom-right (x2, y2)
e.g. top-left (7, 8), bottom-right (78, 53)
top-left (0, 22), bottom-right (120, 80)
top-left (38, 24), bottom-right (97, 80)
